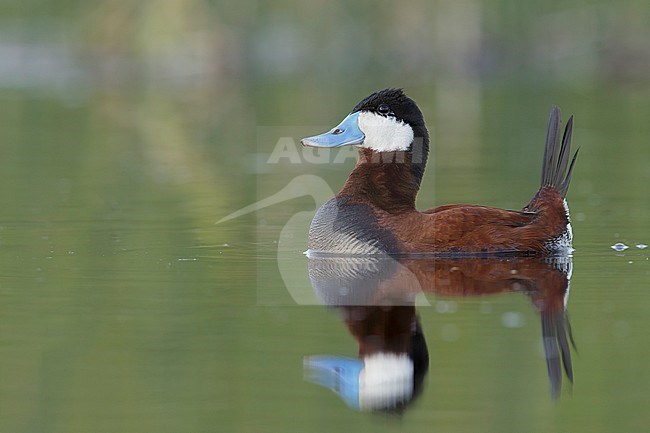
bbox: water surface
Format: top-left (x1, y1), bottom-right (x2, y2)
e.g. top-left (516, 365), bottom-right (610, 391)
top-left (2, 2), bottom-right (650, 431)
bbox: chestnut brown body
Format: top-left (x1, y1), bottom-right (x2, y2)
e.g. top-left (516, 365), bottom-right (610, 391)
top-left (338, 149), bottom-right (571, 254)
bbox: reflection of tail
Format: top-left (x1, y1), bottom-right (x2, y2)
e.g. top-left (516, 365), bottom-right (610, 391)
top-left (541, 310), bottom-right (576, 398)
top-left (215, 175), bottom-right (334, 224)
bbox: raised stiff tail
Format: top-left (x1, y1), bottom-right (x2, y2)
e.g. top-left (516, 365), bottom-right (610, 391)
top-left (541, 106), bottom-right (579, 197)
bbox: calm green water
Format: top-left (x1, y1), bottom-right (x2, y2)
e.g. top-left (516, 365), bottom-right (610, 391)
top-left (2, 2), bottom-right (650, 432)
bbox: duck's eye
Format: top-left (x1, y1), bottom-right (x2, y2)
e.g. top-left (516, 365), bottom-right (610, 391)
top-left (332, 128), bottom-right (343, 135)
top-left (378, 104), bottom-right (390, 115)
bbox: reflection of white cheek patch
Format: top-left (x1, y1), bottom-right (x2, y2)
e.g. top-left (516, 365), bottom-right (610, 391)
top-left (358, 112), bottom-right (414, 152)
top-left (359, 353), bottom-right (414, 410)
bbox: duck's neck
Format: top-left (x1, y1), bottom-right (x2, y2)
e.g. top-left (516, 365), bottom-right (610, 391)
top-left (339, 146), bottom-right (428, 212)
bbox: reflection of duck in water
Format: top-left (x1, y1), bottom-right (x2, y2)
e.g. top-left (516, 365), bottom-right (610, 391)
top-left (305, 255), bottom-right (575, 412)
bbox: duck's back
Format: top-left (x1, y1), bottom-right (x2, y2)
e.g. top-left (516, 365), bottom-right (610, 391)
top-left (391, 191), bottom-right (570, 254)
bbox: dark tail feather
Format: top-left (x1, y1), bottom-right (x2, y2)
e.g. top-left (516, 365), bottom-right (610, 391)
top-left (555, 313), bottom-right (574, 384)
top-left (540, 106), bottom-right (579, 198)
top-left (541, 310), bottom-right (575, 398)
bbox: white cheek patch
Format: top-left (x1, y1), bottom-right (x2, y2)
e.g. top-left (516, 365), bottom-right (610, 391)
top-left (358, 111), bottom-right (414, 152)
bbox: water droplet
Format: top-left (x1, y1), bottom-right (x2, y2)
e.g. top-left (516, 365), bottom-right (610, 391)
top-left (480, 302), bottom-right (492, 314)
top-left (611, 242), bottom-right (629, 251)
top-left (435, 300), bottom-right (457, 314)
top-left (501, 312), bottom-right (525, 328)
top-left (636, 243), bottom-right (648, 250)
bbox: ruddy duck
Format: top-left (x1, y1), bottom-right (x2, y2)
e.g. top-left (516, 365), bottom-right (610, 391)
top-left (302, 89), bottom-right (578, 256)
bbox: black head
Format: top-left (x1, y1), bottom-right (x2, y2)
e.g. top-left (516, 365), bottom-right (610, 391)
top-left (352, 88), bottom-right (427, 135)
top-left (301, 88), bottom-right (430, 189)
top-left (352, 89), bottom-right (429, 185)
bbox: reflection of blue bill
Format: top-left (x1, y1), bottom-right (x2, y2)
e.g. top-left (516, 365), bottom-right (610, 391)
top-left (304, 355), bottom-right (363, 409)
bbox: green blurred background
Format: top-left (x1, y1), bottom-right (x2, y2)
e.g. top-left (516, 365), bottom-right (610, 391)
top-left (1, 1), bottom-right (649, 432)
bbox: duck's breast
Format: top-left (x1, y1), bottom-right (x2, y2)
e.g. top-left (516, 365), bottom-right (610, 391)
top-left (308, 197), bottom-right (399, 255)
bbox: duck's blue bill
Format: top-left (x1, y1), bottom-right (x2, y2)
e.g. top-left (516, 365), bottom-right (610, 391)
top-left (304, 355), bottom-right (363, 410)
top-left (301, 112), bottom-right (364, 148)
